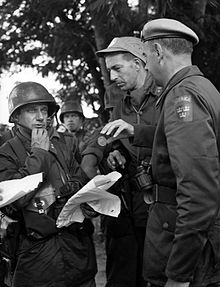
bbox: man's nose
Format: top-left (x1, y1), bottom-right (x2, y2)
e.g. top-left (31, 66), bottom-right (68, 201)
top-left (110, 70), bottom-right (117, 81)
top-left (36, 109), bottom-right (44, 120)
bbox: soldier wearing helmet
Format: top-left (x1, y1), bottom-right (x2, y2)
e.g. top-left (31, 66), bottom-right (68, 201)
top-left (59, 100), bottom-right (91, 153)
top-left (59, 101), bottom-right (84, 132)
top-left (8, 81), bottom-right (59, 125)
top-left (0, 82), bottom-right (97, 287)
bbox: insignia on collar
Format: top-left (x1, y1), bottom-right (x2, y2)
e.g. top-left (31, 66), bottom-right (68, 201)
top-left (175, 95), bottom-right (192, 122)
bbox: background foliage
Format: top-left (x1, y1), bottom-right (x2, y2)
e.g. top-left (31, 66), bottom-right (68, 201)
top-left (0, 0), bottom-right (219, 124)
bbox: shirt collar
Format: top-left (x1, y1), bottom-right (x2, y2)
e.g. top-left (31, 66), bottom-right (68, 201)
top-left (123, 72), bottom-right (157, 105)
top-left (156, 65), bottom-right (203, 107)
top-left (48, 127), bottom-right (60, 139)
top-left (165, 65), bottom-right (203, 90)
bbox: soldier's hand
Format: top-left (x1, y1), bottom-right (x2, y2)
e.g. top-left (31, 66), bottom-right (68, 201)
top-left (165, 279), bottom-right (190, 287)
top-left (107, 150), bottom-right (126, 170)
top-left (101, 119), bottom-right (134, 138)
top-left (31, 128), bottom-right (50, 151)
top-left (80, 203), bottom-right (99, 218)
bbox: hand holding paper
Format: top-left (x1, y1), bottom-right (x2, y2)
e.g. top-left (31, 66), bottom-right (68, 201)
top-left (56, 171), bottom-right (122, 228)
top-left (0, 173), bottom-right (43, 208)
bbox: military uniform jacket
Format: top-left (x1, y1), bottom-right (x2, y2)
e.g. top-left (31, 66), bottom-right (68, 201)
top-left (112, 73), bottom-right (159, 167)
top-left (0, 128), bottom-right (97, 287)
top-left (146, 66), bottom-right (220, 285)
top-left (83, 73), bottom-right (159, 227)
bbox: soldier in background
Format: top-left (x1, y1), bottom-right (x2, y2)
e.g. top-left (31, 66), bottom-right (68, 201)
top-left (59, 100), bottom-right (89, 152)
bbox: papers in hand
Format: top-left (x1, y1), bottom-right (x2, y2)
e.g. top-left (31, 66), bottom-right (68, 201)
top-left (0, 173), bottom-right (43, 208)
top-left (56, 171), bottom-right (122, 228)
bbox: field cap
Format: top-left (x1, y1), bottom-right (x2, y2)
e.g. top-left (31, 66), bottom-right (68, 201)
top-left (141, 18), bottom-right (199, 46)
top-left (96, 37), bottom-right (146, 63)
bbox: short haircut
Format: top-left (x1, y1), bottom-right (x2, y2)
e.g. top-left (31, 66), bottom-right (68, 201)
top-left (149, 38), bottom-right (193, 55)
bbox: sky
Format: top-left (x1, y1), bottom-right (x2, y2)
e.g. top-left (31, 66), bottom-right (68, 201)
top-left (0, 68), bottom-right (97, 125)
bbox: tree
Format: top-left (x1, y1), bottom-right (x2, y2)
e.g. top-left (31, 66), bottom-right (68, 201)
top-left (0, 0), bottom-right (107, 119)
top-left (0, 0), bottom-right (219, 125)
top-left (162, 0), bottom-right (220, 87)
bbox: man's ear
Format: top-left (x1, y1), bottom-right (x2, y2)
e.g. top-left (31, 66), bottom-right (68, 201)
top-left (154, 42), bottom-right (163, 62)
top-left (133, 57), bottom-right (143, 71)
top-left (13, 110), bottom-right (20, 122)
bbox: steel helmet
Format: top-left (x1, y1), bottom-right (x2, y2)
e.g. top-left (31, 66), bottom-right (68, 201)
top-left (104, 83), bottom-right (125, 110)
top-left (8, 82), bottom-right (59, 123)
top-left (59, 101), bottom-right (84, 123)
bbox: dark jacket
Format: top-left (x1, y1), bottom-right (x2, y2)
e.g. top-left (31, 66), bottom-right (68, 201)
top-left (74, 128), bottom-right (93, 155)
top-left (0, 128), bottom-right (97, 287)
top-left (143, 66), bottom-right (220, 286)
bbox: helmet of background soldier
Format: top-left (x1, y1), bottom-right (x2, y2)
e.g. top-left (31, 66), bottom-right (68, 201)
top-left (8, 81), bottom-right (59, 123)
top-left (104, 83), bottom-right (125, 110)
top-left (59, 101), bottom-right (84, 123)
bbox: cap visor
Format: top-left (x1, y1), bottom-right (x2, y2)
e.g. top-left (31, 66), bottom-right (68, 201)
top-left (96, 47), bottom-right (128, 56)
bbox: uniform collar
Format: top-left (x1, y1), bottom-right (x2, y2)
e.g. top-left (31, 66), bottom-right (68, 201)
top-left (124, 72), bottom-right (157, 106)
top-left (165, 65), bottom-right (203, 89)
top-left (49, 127), bottom-right (60, 140)
top-left (68, 128), bottom-right (84, 139)
top-left (156, 65), bottom-right (203, 107)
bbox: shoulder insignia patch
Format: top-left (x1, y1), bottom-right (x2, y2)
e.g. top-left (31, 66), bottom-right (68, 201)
top-left (175, 95), bottom-right (193, 122)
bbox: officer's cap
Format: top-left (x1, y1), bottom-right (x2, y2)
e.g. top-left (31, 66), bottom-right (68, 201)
top-left (141, 18), bottom-right (199, 46)
top-left (96, 37), bottom-right (146, 63)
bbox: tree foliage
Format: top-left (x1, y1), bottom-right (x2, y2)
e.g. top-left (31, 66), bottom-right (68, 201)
top-left (0, 0), bottom-right (220, 124)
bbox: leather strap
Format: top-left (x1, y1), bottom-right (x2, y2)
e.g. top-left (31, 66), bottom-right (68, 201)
top-left (153, 184), bottom-right (177, 205)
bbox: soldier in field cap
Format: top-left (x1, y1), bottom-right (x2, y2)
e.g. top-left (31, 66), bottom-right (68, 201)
top-left (83, 36), bottom-right (160, 287)
top-left (141, 18), bottom-right (220, 287)
top-left (97, 36), bottom-right (147, 65)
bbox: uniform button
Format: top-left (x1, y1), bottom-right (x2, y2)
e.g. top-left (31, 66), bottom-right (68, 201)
top-left (139, 111), bottom-right (143, 115)
top-left (163, 222), bottom-right (169, 229)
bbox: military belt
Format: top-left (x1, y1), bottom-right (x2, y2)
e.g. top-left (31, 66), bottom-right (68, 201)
top-left (153, 185), bottom-right (177, 205)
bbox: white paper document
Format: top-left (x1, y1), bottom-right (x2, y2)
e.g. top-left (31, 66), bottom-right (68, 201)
top-left (0, 173), bottom-right (43, 208)
top-left (56, 171), bottom-right (122, 228)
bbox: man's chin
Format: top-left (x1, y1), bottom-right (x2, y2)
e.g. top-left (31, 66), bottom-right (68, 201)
top-left (116, 84), bottom-right (126, 90)
top-left (32, 125), bottom-right (46, 129)
top-left (67, 126), bottom-right (76, 132)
